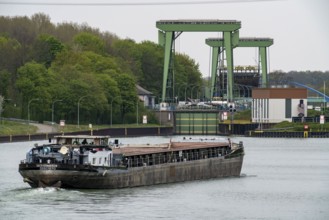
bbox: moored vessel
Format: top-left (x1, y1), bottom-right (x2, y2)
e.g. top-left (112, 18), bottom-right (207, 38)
top-left (19, 135), bottom-right (244, 189)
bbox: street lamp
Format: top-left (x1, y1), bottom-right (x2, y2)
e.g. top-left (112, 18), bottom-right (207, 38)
top-left (110, 96), bottom-right (121, 126)
top-left (184, 84), bottom-right (199, 101)
top-left (0, 98), bottom-right (11, 124)
top-left (176, 83), bottom-right (187, 103)
top-left (28, 98), bottom-right (40, 125)
top-left (77, 96), bottom-right (88, 128)
top-left (52, 99), bottom-right (62, 132)
top-left (52, 100), bottom-right (62, 125)
top-left (184, 85), bottom-right (188, 102)
top-left (136, 99), bottom-right (139, 125)
top-left (191, 85), bottom-right (200, 100)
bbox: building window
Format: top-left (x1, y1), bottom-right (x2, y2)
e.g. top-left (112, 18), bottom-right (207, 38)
top-left (285, 99), bottom-right (292, 118)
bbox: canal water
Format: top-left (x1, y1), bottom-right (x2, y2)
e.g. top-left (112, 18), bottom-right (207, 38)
top-left (0, 136), bottom-right (328, 220)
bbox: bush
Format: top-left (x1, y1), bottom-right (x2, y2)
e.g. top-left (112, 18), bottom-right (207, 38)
top-left (234, 109), bottom-right (251, 120)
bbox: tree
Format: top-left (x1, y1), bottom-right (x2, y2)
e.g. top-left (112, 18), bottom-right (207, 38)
top-left (114, 73), bottom-right (137, 123)
top-left (49, 49), bottom-right (122, 124)
top-left (31, 13), bottom-right (54, 34)
top-left (174, 54), bottom-right (203, 100)
top-left (33, 34), bottom-right (64, 68)
top-left (0, 70), bottom-right (10, 97)
top-left (16, 61), bottom-right (51, 119)
top-left (0, 95), bottom-right (4, 120)
top-left (0, 13), bottom-right (206, 123)
top-left (96, 74), bottom-right (121, 123)
top-left (73, 32), bottom-right (105, 54)
top-left (0, 36), bottom-right (22, 74)
top-left (112, 39), bottom-right (142, 80)
top-left (138, 41), bottom-right (164, 97)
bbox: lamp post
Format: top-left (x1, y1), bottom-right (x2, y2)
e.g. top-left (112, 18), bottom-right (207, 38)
top-left (322, 81), bottom-right (326, 131)
top-left (191, 85), bottom-right (200, 100)
top-left (0, 98), bottom-right (11, 124)
top-left (28, 98), bottom-right (40, 125)
top-left (159, 99), bottom-right (162, 126)
top-left (77, 96), bottom-right (88, 128)
top-left (52, 100), bottom-right (62, 125)
top-left (176, 83), bottom-right (187, 103)
top-left (52, 99), bottom-right (62, 132)
top-left (184, 84), bottom-right (199, 101)
top-left (184, 85), bottom-right (189, 102)
top-left (136, 98), bottom-right (139, 125)
top-left (110, 96), bottom-right (121, 126)
top-left (156, 97), bottom-right (162, 126)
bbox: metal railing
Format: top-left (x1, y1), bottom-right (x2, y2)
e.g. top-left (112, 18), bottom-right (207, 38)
top-left (124, 147), bottom-right (232, 168)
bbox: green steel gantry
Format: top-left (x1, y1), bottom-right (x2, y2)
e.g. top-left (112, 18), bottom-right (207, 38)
top-left (156, 20), bottom-right (241, 103)
top-left (205, 37), bottom-right (274, 100)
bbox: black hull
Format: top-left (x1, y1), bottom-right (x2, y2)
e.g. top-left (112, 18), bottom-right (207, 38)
top-left (19, 155), bottom-right (244, 189)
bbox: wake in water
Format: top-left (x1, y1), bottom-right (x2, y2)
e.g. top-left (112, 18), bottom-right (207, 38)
top-left (240, 173), bottom-right (257, 178)
top-left (2, 186), bottom-right (84, 205)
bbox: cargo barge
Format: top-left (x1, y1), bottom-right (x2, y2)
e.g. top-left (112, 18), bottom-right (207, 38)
top-left (19, 135), bottom-right (244, 189)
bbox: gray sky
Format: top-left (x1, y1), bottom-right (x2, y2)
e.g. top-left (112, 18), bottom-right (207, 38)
top-left (1, 0), bottom-right (328, 77)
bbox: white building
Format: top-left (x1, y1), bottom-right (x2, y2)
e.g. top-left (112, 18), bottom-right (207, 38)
top-left (136, 85), bottom-right (155, 108)
top-left (252, 88), bottom-right (307, 123)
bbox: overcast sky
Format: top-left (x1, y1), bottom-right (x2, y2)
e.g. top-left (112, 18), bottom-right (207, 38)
top-left (1, 0), bottom-right (328, 77)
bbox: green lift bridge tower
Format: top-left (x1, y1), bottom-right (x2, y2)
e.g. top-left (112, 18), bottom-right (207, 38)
top-left (156, 19), bottom-right (241, 103)
top-left (205, 37), bottom-right (274, 101)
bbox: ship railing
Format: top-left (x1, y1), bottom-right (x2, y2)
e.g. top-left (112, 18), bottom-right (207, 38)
top-left (26, 157), bottom-right (82, 165)
top-left (225, 147), bottom-right (244, 159)
top-left (124, 147), bottom-right (232, 168)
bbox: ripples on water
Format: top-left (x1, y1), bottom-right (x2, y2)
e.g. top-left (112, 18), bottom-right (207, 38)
top-left (1, 137), bottom-right (329, 220)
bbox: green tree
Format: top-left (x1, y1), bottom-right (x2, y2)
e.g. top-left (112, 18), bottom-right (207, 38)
top-left (0, 13), bottom-right (206, 124)
top-left (33, 34), bottom-right (64, 68)
top-left (138, 41), bottom-right (164, 97)
top-left (82, 51), bottom-right (122, 76)
top-left (73, 32), bottom-right (105, 54)
top-left (49, 50), bottom-right (119, 124)
top-left (114, 73), bottom-right (137, 123)
top-left (0, 70), bottom-right (10, 97)
top-left (174, 54), bottom-right (203, 100)
top-left (16, 61), bottom-right (51, 120)
top-left (112, 39), bottom-right (142, 80)
top-left (0, 36), bottom-right (22, 74)
top-left (96, 74), bottom-right (122, 123)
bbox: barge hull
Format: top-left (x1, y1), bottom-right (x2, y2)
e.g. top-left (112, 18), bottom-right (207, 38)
top-left (19, 155), bottom-right (243, 189)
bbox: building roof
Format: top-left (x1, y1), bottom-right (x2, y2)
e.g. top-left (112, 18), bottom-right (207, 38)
top-left (136, 85), bottom-right (153, 96)
top-left (252, 88), bottom-right (307, 99)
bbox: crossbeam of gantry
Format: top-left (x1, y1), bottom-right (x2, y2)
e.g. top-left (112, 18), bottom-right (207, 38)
top-left (205, 37), bottom-right (274, 100)
top-left (156, 20), bottom-right (241, 102)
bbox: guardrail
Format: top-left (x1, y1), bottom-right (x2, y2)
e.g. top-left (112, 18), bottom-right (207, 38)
top-left (0, 117), bottom-right (39, 124)
top-left (292, 116), bottom-right (329, 123)
top-left (246, 131), bottom-right (329, 138)
top-left (0, 127), bottom-right (173, 143)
